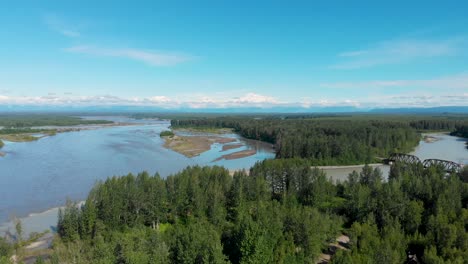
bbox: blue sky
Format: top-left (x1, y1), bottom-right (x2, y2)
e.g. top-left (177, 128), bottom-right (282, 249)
top-left (0, 0), bottom-right (467, 109)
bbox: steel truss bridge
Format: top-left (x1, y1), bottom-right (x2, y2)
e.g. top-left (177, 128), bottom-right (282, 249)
top-left (386, 153), bottom-right (463, 173)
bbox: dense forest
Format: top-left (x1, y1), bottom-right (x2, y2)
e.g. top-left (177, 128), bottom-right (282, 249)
top-left (14, 159), bottom-right (464, 263)
top-left (171, 118), bottom-right (420, 165)
top-left (170, 116), bottom-right (468, 165)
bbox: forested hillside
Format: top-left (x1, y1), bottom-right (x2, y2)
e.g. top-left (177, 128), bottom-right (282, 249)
top-left (43, 160), bottom-right (468, 264)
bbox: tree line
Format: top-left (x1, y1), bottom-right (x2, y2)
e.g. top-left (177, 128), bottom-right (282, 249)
top-left (52, 165), bottom-right (341, 264)
top-left (171, 118), bottom-right (421, 165)
top-left (35, 159), bottom-right (467, 263)
top-left (451, 124), bottom-right (468, 138)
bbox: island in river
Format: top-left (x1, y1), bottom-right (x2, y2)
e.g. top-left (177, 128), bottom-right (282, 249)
top-left (162, 128), bottom-right (265, 160)
top-left (162, 134), bottom-right (236, 157)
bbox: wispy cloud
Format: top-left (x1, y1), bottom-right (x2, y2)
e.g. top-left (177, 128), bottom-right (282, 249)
top-left (64, 45), bottom-right (194, 66)
top-left (330, 38), bottom-right (465, 69)
top-left (320, 73), bottom-right (468, 90)
top-left (43, 14), bottom-right (81, 38)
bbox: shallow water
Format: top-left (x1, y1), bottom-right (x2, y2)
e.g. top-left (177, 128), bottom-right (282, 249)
top-left (410, 133), bottom-right (468, 164)
top-left (0, 118), bottom-right (274, 224)
top-left (321, 133), bottom-right (467, 182)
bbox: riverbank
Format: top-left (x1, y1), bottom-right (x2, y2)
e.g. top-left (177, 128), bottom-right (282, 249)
top-left (173, 127), bottom-right (234, 134)
top-left (0, 132), bottom-right (55, 142)
top-left (0, 201), bottom-right (86, 240)
top-left (316, 163), bottom-right (384, 170)
top-left (0, 122), bottom-right (136, 143)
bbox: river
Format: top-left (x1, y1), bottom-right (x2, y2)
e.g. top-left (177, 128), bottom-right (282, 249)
top-left (0, 117), bottom-right (274, 236)
top-left (0, 125), bottom-right (466, 237)
top-left (317, 133), bottom-right (468, 182)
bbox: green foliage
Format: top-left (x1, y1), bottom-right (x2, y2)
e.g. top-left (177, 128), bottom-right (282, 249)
top-left (54, 165), bottom-right (342, 263)
top-left (160, 130), bottom-right (175, 137)
top-left (460, 166), bottom-right (468, 183)
top-left (168, 219), bottom-right (228, 264)
top-left (34, 257), bottom-right (45, 264)
top-left (0, 238), bottom-right (13, 259)
top-left (335, 219), bottom-right (406, 264)
top-left (51, 158), bottom-right (467, 263)
top-left (337, 162), bottom-right (468, 263)
top-left (171, 117), bottom-right (421, 165)
top-left (0, 139), bottom-right (3, 149)
top-left (451, 124), bottom-right (468, 138)
top-left (0, 256), bottom-right (12, 264)
top-left (0, 128), bottom-right (49, 135)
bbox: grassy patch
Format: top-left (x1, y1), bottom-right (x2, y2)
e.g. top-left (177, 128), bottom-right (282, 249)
top-left (0, 134), bottom-right (38, 142)
top-left (0, 129), bottom-right (58, 142)
top-left (160, 130), bottom-right (175, 137)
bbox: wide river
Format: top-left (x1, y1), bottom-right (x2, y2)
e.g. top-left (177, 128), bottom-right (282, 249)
top-left (0, 118), bottom-right (467, 237)
top-left (0, 117), bottom-right (274, 233)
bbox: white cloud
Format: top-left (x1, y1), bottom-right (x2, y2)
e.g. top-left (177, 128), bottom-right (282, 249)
top-left (0, 91), bottom-right (467, 109)
top-left (330, 38), bottom-right (465, 69)
top-left (320, 73), bottom-right (468, 90)
top-left (232, 93), bottom-right (278, 104)
top-left (65, 46), bottom-right (194, 66)
top-left (0, 93), bottom-right (284, 109)
top-left (44, 14), bottom-right (81, 38)
top-left (149, 96), bottom-right (171, 103)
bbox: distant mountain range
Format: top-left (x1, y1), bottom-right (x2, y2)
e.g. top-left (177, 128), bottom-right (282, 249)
top-left (0, 105), bottom-right (467, 114)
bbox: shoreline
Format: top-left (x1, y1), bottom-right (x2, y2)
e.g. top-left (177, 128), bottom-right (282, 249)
top-left (173, 127), bottom-right (234, 134)
top-left (0, 201), bottom-right (85, 239)
top-left (0, 122), bottom-right (138, 143)
top-left (316, 163), bottom-right (385, 169)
